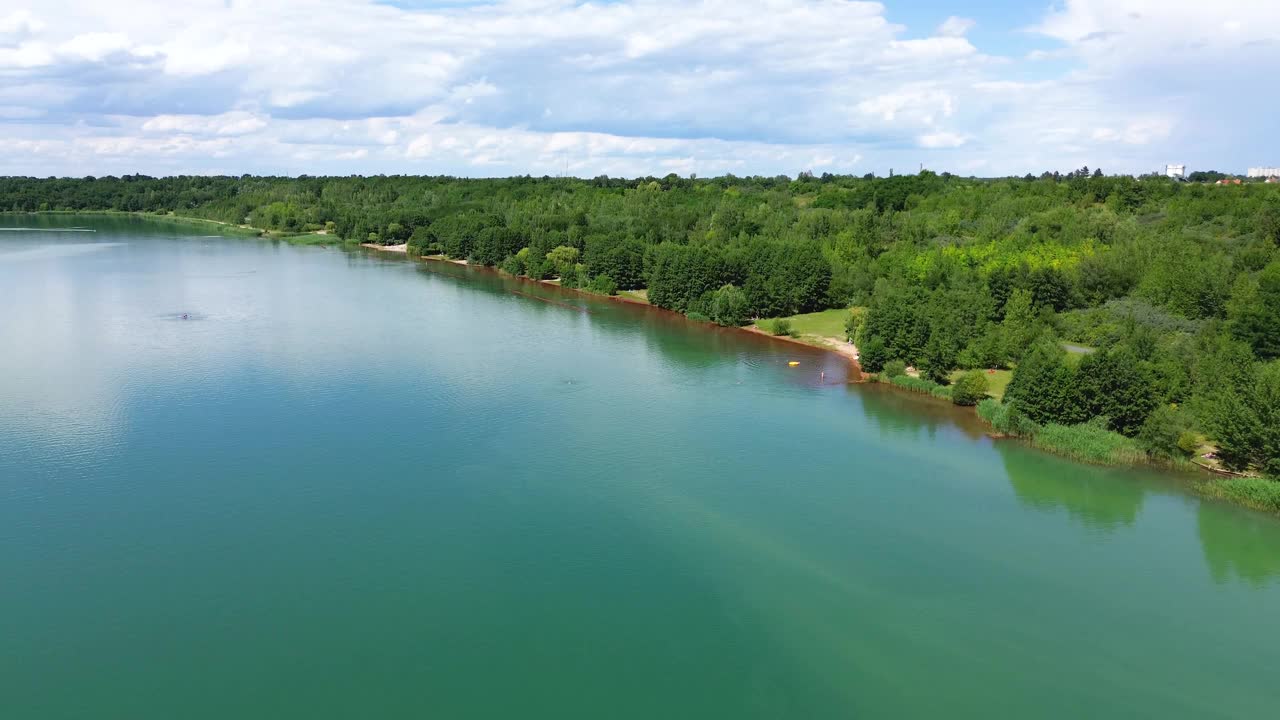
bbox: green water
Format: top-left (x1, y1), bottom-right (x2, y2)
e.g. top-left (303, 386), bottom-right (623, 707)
top-left (2, 216), bottom-right (1278, 719)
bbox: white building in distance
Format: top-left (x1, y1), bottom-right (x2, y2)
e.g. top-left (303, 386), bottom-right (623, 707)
top-left (1248, 167), bottom-right (1280, 178)
top-left (1165, 164), bottom-right (1186, 179)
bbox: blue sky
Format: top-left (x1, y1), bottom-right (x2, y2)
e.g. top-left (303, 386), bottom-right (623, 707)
top-left (2, 0), bottom-right (1278, 178)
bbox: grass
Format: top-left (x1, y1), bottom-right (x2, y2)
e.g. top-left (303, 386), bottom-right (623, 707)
top-left (1197, 477), bottom-right (1280, 514)
top-left (618, 289), bottom-right (650, 304)
top-left (754, 308), bottom-right (853, 338)
top-left (1030, 422), bottom-right (1147, 466)
top-left (881, 373), bottom-right (952, 400)
top-left (949, 368), bottom-right (1012, 400)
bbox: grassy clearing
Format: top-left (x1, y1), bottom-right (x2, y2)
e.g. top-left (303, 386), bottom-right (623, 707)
top-left (754, 308), bottom-right (853, 338)
top-left (1197, 477), bottom-right (1280, 514)
top-left (618, 289), bottom-right (650, 304)
top-left (949, 368), bottom-right (1012, 400)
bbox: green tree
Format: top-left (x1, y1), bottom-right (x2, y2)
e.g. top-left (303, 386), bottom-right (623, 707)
top-left (1205, 360), bottom-right (1280, 477)
top-left (1074, 346), bottom-right (1158, 436)
top-left (1005, 339), bottom-right (1083, 425)
top-left (1227, 261), bottom-right (1280, 359)
top-left (859, 336), bottom-right (889, 373)
top-left (708, 284), bottom-right (749, 326)
top-left (1137, 405), bottom-right (1194, 459)
top-left (546, 245), bottom-right (580, 279)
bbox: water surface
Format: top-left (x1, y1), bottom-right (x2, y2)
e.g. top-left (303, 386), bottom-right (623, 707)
top-left (2, 216), bottom-right (1278, 719)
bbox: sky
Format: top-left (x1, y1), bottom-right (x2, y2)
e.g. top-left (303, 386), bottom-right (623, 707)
top-left (1, 0), bottom-right (1278, 178)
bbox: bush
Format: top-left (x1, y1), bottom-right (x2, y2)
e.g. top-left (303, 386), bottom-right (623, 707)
top-left (586, 274), bottom-right (618, 295)
top-left (859, 336), bottom-right (889, 372)
top-left (977, 399), bottom-right (1041, 437)
top-left (951, 370), bottom-right (990, 406)
top-left (708, 283), bottom-right (749, 326)
top-left (686, 311), bottom-right (711, 323)
top-left (1177, 431), bottom-right (1200, 456)
top-left (769, 318), bottom-right (794, 336)
top-left (889, 374), bottom-right (952, 400)
top-left (1137, 405), bottom-right (1193, 459)
top-left (882, 359), bottom-right (907, 378)
top-left (499, 254), bottom-right (524, 276)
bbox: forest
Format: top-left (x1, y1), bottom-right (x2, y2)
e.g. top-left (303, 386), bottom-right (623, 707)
top-left (3, 171), bottom-right (1279, 493)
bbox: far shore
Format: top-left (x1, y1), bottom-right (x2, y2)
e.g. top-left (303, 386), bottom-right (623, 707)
top-left (362, 242), bottom-right (407, 253)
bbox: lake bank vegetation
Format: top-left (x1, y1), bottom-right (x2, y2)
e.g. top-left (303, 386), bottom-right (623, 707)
top-left (4, 172), bottom-right (1279, 505)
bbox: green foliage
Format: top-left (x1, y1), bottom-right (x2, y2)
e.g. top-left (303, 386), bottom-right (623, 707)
top-left (1030, 419), bottom-right (1147, 466)
top-left (499, 254), bottom-right (523, 276)
top-left (1203, 360), bottom-right (1280, 477)
top-left (1197, 477), bottom-right (1280, 514)
top-left (708, 283), bottom-right (749, 326)
top-left (768, 318), bottom-right (795, 336)
top-left (976, 399), bottom-right (1037, 436)
top-left (951, 370), bottom-right (989, 406)
top-left (859, 336), bottom-right (889, 373)
top-left (8, 171), bottom-right (1280, 481)
top-left (882, 359), bottom-right (907, 378)
top-left (1074, 345), bottom-right (1158, 436)
top-left (546, 245), bottom-right (580, 279)
top-left (887, 374), bottom-right (953, 400)
top-left (1227, 261), bottom-right (1280, 359)
top-left (1137, 405), bottom-right (1194, 459)
top-left (586, 274), bottom-right (618, 296)
top-left (1005, 339), bottom-right (1085, 425)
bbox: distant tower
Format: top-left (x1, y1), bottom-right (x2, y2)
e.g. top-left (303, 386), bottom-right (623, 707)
top-left (1164, 164), bottom-right (1186, 179)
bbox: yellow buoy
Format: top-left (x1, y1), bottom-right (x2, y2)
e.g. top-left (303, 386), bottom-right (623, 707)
top-left (788, 361), bottom-right (800, 366)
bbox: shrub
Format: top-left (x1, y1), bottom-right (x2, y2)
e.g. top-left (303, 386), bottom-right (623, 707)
top-left (708, 283), bottom-right (749, 326)
top-left (977, 399), bottom-right (1041, 437)
top-left (769, 318), bottom-right (794, 336)
top-left (586, 274), bottom-right (618, 296)
top-left (951, 370), bottom-right (990, 406)
top-left (859, 336), bottom-right (889, 372)
top-left (1137, 405), bottom-right (1193, 459)
top-left (686, 311), bottom-right (711, 323)
top-left (1177, 431), bottom-right (1200, 456)
top-left (889, 374), bottom-right (952, 400)
top-left (499, 254), bottom-right (524, 276)
top-left (882, 359), bottom-right (907, 378)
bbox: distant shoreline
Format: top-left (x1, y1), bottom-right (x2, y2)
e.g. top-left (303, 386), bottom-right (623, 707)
top-left (12, 211), bottom-right (1271, 514)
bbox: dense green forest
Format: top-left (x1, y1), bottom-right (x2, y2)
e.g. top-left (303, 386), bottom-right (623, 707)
top-left (4, 172), bottom-right (1279, 492)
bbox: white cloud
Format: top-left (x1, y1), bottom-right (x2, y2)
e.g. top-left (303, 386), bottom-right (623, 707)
top-left (58, 32), bottom-right (131, 62)
top-left (937, 16), bottom-right (975, 38)
top-left (141, 112), bottom-right (268, 136)
top-left (0, 0), bottom-right (1277, 177)
top-left (0, 9), bottom-right (44, 36)
top-left (918, 132), bottom-right (967, 149)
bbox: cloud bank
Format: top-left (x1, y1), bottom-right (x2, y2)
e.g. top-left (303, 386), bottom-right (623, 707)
top-left (1, 0), bottom-right (1276, 177)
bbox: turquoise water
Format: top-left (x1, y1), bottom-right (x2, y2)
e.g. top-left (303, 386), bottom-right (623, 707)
top-left (2, 216), bottom-right (1279, 719)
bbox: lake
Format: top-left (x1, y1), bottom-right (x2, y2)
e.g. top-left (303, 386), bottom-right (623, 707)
top-left (3, 215), bottom-right (1278, 719)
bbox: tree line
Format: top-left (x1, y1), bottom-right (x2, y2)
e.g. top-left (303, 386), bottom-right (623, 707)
top-left (3, 171), bottom-right (1279, 479)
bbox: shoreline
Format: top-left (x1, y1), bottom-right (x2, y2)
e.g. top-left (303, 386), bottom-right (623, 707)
top-left (407, 252), bottom-right (867, 378)
top-left (362, 242), bottom-right (407, 253)
top-left (13, 211), bottom-right (1273, 514)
